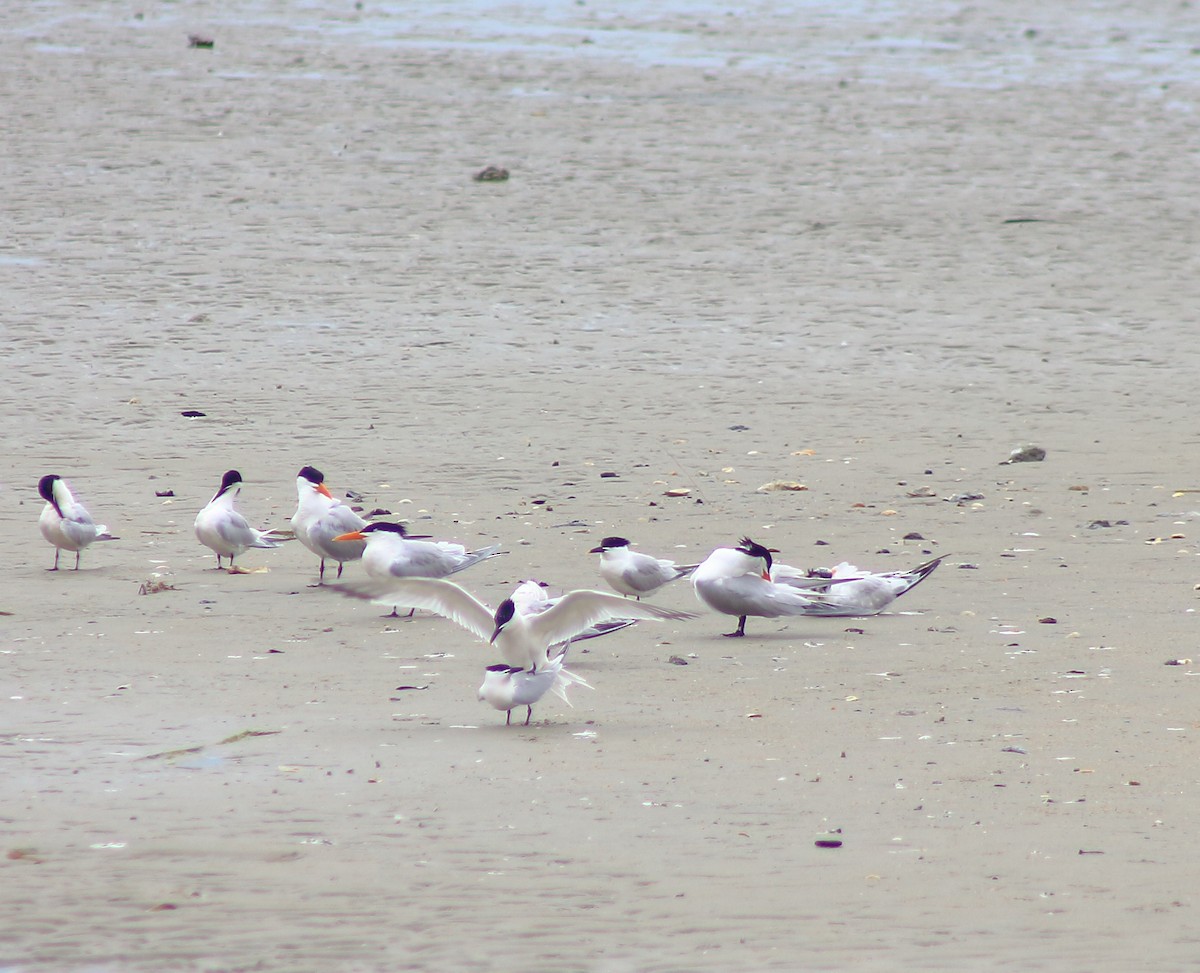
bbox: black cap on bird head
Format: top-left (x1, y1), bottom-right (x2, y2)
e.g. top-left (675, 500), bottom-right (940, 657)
top-left (208, 469), bottom-right (244, 502)
top-left (38, 474), bottom-right (63, 515)
top-left (737, 537), bottom-right (774, 570)
top-left (360, 522), bottom-right (411, 537)
top-left (298, 465), bottom-right (325, 484)
top-left (490, 598), bottom-right (517, 643)
top-left (590, 536), bottom-right (631, 553)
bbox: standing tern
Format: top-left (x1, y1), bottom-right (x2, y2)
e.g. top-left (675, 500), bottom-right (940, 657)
top-left (771, 555), bottom-right (944, 616)
top-left (478, 656), bottom-right (593, 726)
top-left (194, 469), bottom-right (285, 569)
top-left (37, 474), bottom-right (111, 570)
top-left (692, 537), bottom-right (845, 638)
top-left (290, 465), bottom-right (367, 582)
top-left (588, 536), bottom-right (698, 599)
top-left (333, 576), bottom-right (697, 671)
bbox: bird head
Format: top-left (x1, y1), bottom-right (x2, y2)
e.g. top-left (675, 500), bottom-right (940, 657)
top-left (490, 598), bottom-right (517, 643)
top-left (297, 465), bottom-right (333, 499)
top-left (332, 521), bottom-right (410, 543)
top-left (38, 474), bottom-right (64, 517)
top-left (737, 537), bottom-right (777, 580)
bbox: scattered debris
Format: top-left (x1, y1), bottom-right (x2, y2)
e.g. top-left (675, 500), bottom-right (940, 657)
top-left (180, 410), bottom-right (206, 418)
top-left (473, 165), bottom-right (509, 182)
top-left (757, 480), bottom-right (808, 492)
top-left (155, 489), bottom-right (175, 498)
top-left (187, 34), bottom-right (214, 49)
top-left (664, 487), bottom-right (691, 497)
top-left (667, 655), bottom-right (688, 665)
top-left (139, 580), bottom-right (177, 595)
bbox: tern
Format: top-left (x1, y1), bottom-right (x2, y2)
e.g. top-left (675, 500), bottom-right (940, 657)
top-left (37, 474), bottom-right (110, 570)
top-left (333, 576), bottom-right (697, 671)
top-left (692, 537), bottom-right (844, 638)
top-left (588, 536), bottom-right (698, 599)
top-left (334, 522), bottom-right (500, 581)
top-left (772, 555), bottom-right (944, 615)
top-left (333, 521), bottom-right (503, 616)
top-left (194, 469), bottom-right (285, 569)
top-left (290, 465), bottom-right (367, 582)
top-left (478, 655), bottom-right (593, 726)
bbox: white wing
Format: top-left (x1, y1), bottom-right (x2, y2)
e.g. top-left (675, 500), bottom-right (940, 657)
top-left (528, 590), bottom-right (696, 647)
top-left (332, 577), bottom-right (496, 641)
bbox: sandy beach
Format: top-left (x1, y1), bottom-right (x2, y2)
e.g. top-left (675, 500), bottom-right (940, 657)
top-left (4, 1), bottom-right (1200, 970)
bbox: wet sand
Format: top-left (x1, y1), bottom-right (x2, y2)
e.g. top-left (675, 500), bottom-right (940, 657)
top-left (4, 2), bottom-right (1200, 970)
